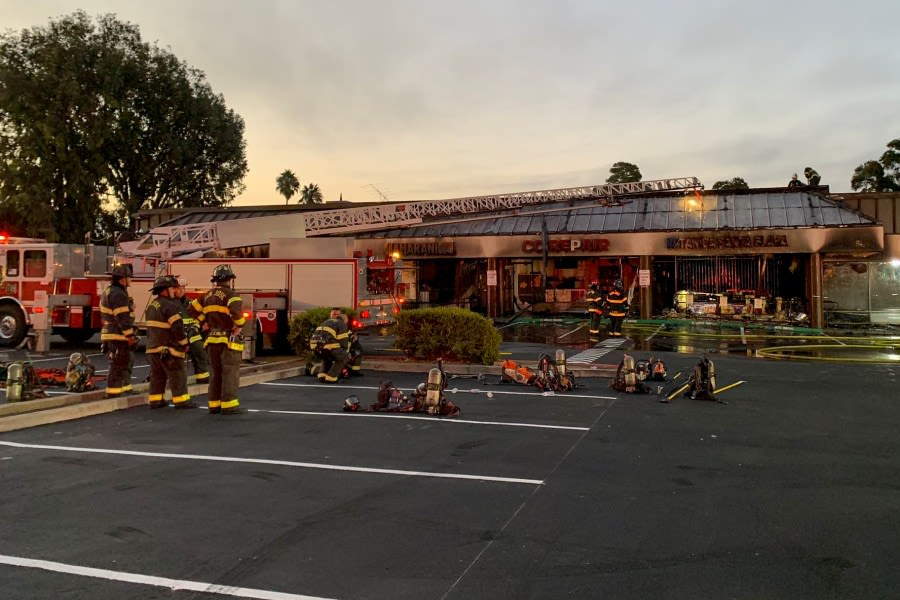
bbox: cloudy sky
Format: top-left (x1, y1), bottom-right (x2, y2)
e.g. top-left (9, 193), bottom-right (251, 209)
top-left (3, 1), bottom-right (899, 205)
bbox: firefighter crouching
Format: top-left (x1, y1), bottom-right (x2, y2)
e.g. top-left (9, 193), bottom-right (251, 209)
top-left (309, 308), bottom-right (350, 383)
top-left (605, 279), bottom-right (628, 337)
top-left (173, 276), bottom-right (210, 383)
top-left (100, 264), bottom-right (137, 398)
top-left (188, 265), bottom-right (246, 415)
top-left (145, 275), bottom-right (196, 409)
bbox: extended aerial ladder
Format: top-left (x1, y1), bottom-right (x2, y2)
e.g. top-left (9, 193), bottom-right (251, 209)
top-left (117, 176), bottom-right (703, 261)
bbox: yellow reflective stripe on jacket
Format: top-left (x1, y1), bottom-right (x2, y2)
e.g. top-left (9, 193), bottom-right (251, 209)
top-left (145, 320), bottom-right (171, 329)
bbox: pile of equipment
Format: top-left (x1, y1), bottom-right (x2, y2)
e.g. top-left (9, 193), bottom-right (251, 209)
top-left (501, 349), bottom-right (576, 392)
top-left (610, 354), bottom-right (670, 393)
top-left (342, 359), bottom-right (461, 417)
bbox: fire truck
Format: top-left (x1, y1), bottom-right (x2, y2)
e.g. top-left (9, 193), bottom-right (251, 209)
top-left (0, 236), bottom-right (114, 348)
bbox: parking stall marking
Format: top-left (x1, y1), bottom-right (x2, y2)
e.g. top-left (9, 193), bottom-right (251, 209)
top-left (0, 441), bottom-right (543, 486)
top-left (250, 408), bottom-right (591, 431)
top-left (0, 553), bottom-right (334, 600)
top-left (260, 381), bottom-right (617, 401)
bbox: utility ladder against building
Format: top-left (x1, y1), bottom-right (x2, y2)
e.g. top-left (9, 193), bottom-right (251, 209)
top-left (116, 176), bottom-right (703, 263)
top-left (303, 176), bottom-right (703, 236)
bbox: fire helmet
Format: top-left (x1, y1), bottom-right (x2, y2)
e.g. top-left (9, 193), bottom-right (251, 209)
top-left (343, 395), bottom-right (361, 412)
top-left (151, 275), bottom-right (179, 294)
top-left (211, 264), bottom-right (236, 282)
top-left (109, 264), bottom-right (133, 278)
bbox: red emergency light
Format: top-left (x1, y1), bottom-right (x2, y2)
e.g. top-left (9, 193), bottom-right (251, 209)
top-left (242, 310), bottom-right (252, 320)
top-left (359, 309), bottom-right (371, 319)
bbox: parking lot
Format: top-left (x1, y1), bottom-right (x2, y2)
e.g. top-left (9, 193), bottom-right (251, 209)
top-left (1, 344), bottom-right (899, 599)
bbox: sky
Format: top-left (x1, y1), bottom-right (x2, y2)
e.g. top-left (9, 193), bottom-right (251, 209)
top-left (2, 1), bottom-right (899, 206)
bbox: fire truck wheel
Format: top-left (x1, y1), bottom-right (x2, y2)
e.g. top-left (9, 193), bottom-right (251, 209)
top-left (0, 305), bottom-right (27, 348)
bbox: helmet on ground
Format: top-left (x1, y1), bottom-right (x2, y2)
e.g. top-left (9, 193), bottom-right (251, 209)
top-left (109, 264), bottom-right (133, 278)
top-left (151, 275), bottom-right (179, 294)
top-left (343, 395), bottom-right (361, 412)
top-left (211, 264), bottom-right (235, 282)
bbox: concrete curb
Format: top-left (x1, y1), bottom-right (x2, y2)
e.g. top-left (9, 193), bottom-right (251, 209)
top-left (0, 358), bottom-right (616, 432)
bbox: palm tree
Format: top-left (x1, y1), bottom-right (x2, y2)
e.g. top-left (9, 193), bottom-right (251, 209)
top-left (300, 183), bottom-right (323, 205)
top-left (275, 170), bottom-right (300, 205)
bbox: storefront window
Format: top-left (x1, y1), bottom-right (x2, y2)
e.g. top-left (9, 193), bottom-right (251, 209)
top-left (869, 262), bottom-right (900, 324)
top-left (823, 262), bottom-right (871, 324)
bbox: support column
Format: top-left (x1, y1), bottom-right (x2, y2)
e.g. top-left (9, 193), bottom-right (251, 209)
top-left (638, 255), bottom-right (652, 320)
top-left (487, 257), bottom-right (498, 319)
top-left (808, 252), bottom-right (823, 329)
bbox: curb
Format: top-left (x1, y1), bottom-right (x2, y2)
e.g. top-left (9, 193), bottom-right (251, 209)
top-left (0, 358), bottom-right (616, 433)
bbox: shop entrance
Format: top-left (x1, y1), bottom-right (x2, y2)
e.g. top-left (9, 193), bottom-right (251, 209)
top-left (652, 254), bottom-right (808, 316)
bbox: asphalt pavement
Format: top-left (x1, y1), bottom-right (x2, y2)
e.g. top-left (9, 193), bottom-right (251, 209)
top-left (1, 333), bottom-right (899, 599)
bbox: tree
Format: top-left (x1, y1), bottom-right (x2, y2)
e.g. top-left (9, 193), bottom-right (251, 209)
top-left (300, 183), bottom-right (324, 205)
top-left (0, 11), bottom-right (247, 242)
top-left (276, 170), bottom-right (301, 204)
top-left (711, 177), bottom-right (750, 191)
top-left (851, 139), bottom-right (900, 192)
top-left (606, 162), bottom-right (642, 184)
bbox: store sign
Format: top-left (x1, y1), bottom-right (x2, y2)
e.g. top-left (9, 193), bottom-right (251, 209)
top-left (665, 234), bottom-right (789, 250)
top-left (385, 241), bottom-right (456, 256)
top-left (522, 238), bottom-right (610, 253)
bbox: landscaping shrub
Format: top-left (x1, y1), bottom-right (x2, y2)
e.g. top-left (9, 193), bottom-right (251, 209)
top-left (394, 307), bottom-right (501, 365)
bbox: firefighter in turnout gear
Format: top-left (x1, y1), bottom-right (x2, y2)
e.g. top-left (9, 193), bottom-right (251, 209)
top-left (173, 276), bottom-right (210, 383)
top-left (188, 265), bottom-right (246, 415)
top-left (604, 279), bottom-right (628, 337)
top-left (145, 275), bottom-right (196, 409)
top-left (309, 308), bottom-right (350, 383)
top-left (100, 264), bottom-right (137, 398)
top-left (586, 281), bottom-right (605, 339)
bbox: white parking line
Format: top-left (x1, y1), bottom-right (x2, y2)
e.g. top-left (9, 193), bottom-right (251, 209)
top-left (0, 441), bottom-right (543, 486)
top-left (260, 381), bottom-right (616, 400)
top-left (251, 409), bottom-right (590, 431)
top-left (0, 553), bottom-right (333, 600)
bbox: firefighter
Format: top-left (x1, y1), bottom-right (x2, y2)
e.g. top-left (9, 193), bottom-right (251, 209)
top-left (804, 167), bottom-right (821, 187)
top-left (604, 279), bottom-right (629, 337)
top-left (585, 281), bottom-right (605, 339)
top-left (188, 265), bottom-right (246, 415)
top-left (173, 276), bottom-right (210, 383)
top-left (340, 311), bottom-right (364, 375)
top-left (99, 264), bottom-right (137, 398)
top-left (787, 173), bottom-right (803, 188)
top-left (145, 275), bottom-right (195, 409)
top-left (309, 308), bottom-right (350, 383)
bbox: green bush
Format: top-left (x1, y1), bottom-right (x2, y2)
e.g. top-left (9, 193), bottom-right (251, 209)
top-left (394, 307), bottom-right (501, 365)
top-left (288, 307), bottom-right (355, 359)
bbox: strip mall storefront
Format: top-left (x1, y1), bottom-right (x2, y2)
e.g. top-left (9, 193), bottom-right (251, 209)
top-left (358, 224), bottom-right (886, 329)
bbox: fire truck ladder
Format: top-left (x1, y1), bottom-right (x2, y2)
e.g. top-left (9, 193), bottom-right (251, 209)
top-left (118, 176), bottom-right (702, 258)
top-left (303, 176), bottom-right (702, 236)
top-left (117, 223), bottom-right (220, 259)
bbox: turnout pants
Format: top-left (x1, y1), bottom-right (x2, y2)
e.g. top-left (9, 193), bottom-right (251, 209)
top-left (148, 352), bottom-right (190, 406)
top-left (207, 343), bottom-right (242, 410)
top-left (105, 340), bottom-right (134, 397)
